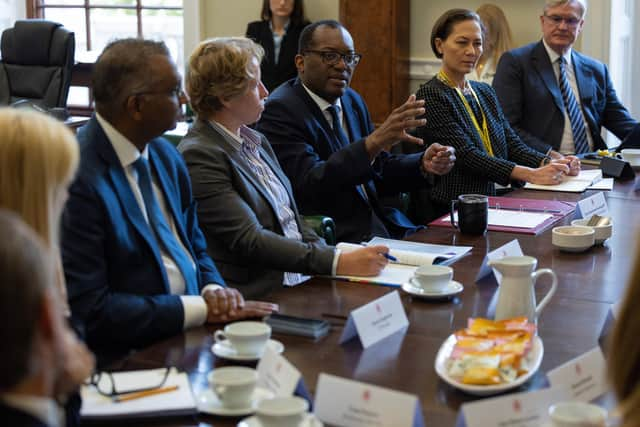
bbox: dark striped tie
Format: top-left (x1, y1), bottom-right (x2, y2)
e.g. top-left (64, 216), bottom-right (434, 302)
top-left (558, 57), bottom-right (590, 154)
top-left (327, 105), bottom-right (350, 148)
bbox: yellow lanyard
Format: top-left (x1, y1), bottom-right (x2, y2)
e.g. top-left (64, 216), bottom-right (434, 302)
top-left (436, 70), bottom-right (494, 157)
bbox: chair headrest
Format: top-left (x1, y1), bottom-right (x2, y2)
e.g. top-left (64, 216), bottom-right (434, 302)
top-left (2, 20), bottom-right (71, 66)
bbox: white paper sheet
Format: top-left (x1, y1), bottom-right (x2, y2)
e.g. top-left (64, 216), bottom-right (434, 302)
top-left (524, 169), bottom-right (603, 193)
top-left (81, 368), bottom-right (196, 419)
top-left (447, 209), bottom-right (553, 229)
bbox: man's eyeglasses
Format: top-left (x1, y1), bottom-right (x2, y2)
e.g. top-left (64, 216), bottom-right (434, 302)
top-left (84, 367), bottom-right (171, 399)
top-left (304, 50), bottom-right (362, 67)
top-left (544, 14), bottom-right (581, 28)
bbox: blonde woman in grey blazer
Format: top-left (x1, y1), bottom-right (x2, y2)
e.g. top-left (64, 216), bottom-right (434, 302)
top-left (178, 37), bottom-right (388, 298)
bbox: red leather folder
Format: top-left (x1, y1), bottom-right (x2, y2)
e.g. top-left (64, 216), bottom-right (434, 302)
top-left (428, 196), bottom-right (576, 235)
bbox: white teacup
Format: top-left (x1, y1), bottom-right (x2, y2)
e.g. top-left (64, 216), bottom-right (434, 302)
top-left (621, 148), bottom-right (640, 167)
top-left (256, 396), bottom-right (309, 427)
top-left (208, 366), bottom-right (258, 409)
top-left (549, 401), bottom-right (607, 427)
top-left (410, 265), bottom-right (453, 292)
top-left (214, 321), bottom-right (271, 356)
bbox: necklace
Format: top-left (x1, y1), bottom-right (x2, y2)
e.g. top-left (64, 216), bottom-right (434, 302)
top-left (436, 69), bottom-right (493, 156)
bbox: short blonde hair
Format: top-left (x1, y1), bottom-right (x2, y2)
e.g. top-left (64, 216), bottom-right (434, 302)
top-left (544, 0), bottom-right (586, 18)
top-left (186, 37), bottom-right (264, 117)
top-left (0, 108), bottom-right (79, 249)
top-left (610, 242), bottom-right (640, 427)
top-left (477, 4), bottom-right (514, 70)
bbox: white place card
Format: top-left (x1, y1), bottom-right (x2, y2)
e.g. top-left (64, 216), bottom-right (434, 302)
top-left (547, 346), bottom-right (609, 402)
top-left (462, 386), bottom-right (570, 427)
top-left (339, 290), bottom-right (409, 348)
top-left (256, 346), bottom-right (301, 397)
top-left (575, 192), bottom-right (609, 219)
top-left (475, 239), bottom-right (523, 283)
top-left (314, 373), bottom-right (424, 427)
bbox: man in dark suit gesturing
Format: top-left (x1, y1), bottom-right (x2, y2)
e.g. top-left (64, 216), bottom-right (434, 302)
top-left (493, 0), bottom-right (638, 158)
top-left (257, 20), bottom-right (455, 243)
top-left (62, 39), bottom-right (276, 356)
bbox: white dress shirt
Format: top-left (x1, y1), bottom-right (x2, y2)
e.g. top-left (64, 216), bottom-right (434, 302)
top-left (96, 113), bottom-right (220, 328)
top-left (543, 39), bottom-right (594, 154)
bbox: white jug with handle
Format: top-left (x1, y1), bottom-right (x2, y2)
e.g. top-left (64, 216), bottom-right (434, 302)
top-left (488, 256), bottom-right (557, 323)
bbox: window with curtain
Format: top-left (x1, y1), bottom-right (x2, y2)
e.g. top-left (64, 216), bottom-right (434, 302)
top-left (26, 0), bottom-right (183, 114)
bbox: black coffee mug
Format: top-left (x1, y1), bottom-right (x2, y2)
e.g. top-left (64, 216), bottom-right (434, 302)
top-left (450, 194), bottom-right (488, 235)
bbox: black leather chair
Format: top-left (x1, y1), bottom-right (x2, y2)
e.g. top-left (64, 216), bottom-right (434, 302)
top-left (0, 20), bottom-right (75, 109)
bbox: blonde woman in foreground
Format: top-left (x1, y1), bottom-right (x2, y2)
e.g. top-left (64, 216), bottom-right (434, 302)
top-left (609, 244), bottom-right (640, 427)
top-left (0, 108), bottom-right (94, 427)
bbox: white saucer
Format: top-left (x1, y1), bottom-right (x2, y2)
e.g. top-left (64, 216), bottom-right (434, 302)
top-left (401, 280), bottom-right (463, 299)
top-left (212, 339), bottom-right (284, 361)
top-left (238, 413), bottom-right (324, 427)
top-left (197, 386), bottom-right (274, 416)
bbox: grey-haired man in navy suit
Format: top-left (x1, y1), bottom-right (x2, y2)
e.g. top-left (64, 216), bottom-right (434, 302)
top-left (493, 0), bottom-right (637, 158)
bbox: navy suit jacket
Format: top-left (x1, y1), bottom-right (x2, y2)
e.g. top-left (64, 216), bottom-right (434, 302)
top-left (256, 78), bottom-right (426, 243)
top-left (62, 117), bottom-right (224, 353)
top-left (493, 40), bottom-right (637, 153)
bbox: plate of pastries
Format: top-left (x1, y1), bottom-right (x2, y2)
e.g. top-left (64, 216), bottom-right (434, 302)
top-left (434, 317), bottom-right (543, 396)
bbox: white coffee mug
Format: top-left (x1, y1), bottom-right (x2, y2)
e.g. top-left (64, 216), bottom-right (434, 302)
top-left (410, 265), bottom-right (453, 292)
top-left (621, 148), bottom-right (640, 167)
top-left (256, 396), bottom-right (309, 427)
top-left (549, 401), bottom-right (607, 427)
top-left (209, 366), bottom-right (258, 409)
top-left (214, 321), bottom-right (271, 355)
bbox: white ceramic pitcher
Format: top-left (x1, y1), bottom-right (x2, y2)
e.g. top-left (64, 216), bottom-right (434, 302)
top-left (488, 256), bottom-right (557, 323)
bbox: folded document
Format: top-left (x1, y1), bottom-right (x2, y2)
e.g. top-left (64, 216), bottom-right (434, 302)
top-left (329, 238), bottom-right (472, 287)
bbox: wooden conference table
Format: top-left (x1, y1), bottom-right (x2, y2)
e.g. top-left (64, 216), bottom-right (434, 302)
top-left (97, 174), bottom-right (640, 427)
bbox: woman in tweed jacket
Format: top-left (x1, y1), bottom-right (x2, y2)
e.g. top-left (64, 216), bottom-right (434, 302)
top-left (415, 9), bottom-right (580, 211)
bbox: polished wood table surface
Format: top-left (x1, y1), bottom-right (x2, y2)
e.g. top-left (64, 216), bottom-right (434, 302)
top-left (95, 175), bottom-right (639, 427)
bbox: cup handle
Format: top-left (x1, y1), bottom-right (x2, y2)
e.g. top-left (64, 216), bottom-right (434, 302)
top-left (450, 200), bottom-right (459, 230)
top-left (532, 268), bottom-right (557, 317)
top-left (213, 384), bottom-right (226, 399)
top-left (214, 330), bottom-right (227, 343)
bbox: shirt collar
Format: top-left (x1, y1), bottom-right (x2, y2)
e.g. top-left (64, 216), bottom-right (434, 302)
top-left (1, 393), bottom-right (61, 427)
top-left (208, 120), bottom-right (262, 153)
top-left (95, 112), bottom-right (149, 167)
top-left (542, 38), bottom-right (572, 67)
top-left (301, 82), bottom-right (343, 115)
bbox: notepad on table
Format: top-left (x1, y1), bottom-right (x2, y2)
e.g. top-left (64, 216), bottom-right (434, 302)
top-left (328, 238), bottom-right (472, 287)
top-left (524, 169), bottom-right (603, 193)
top-left (80, 368), bottom-right (196, 420)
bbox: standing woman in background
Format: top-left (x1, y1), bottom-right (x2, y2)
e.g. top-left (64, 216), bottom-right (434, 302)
top-left (246, 0), bottom-right (310, 92)
top-left (0, 108), bottom-right (94, 427)
top-left (470, 3), bottom-right (514, 84)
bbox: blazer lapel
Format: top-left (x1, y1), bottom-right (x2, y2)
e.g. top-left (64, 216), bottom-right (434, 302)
top-left (339, 94), bottom-right (375, 203)
top-left (201, 121), bottom-right (282, 216)
top-left (93, 122), bottom-right (170, 291)
top-left (532, 41), bottom-right (564, 112)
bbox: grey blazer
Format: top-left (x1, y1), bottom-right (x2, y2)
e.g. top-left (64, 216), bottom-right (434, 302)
top-left (177, 119), bottom-right (334, 298)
